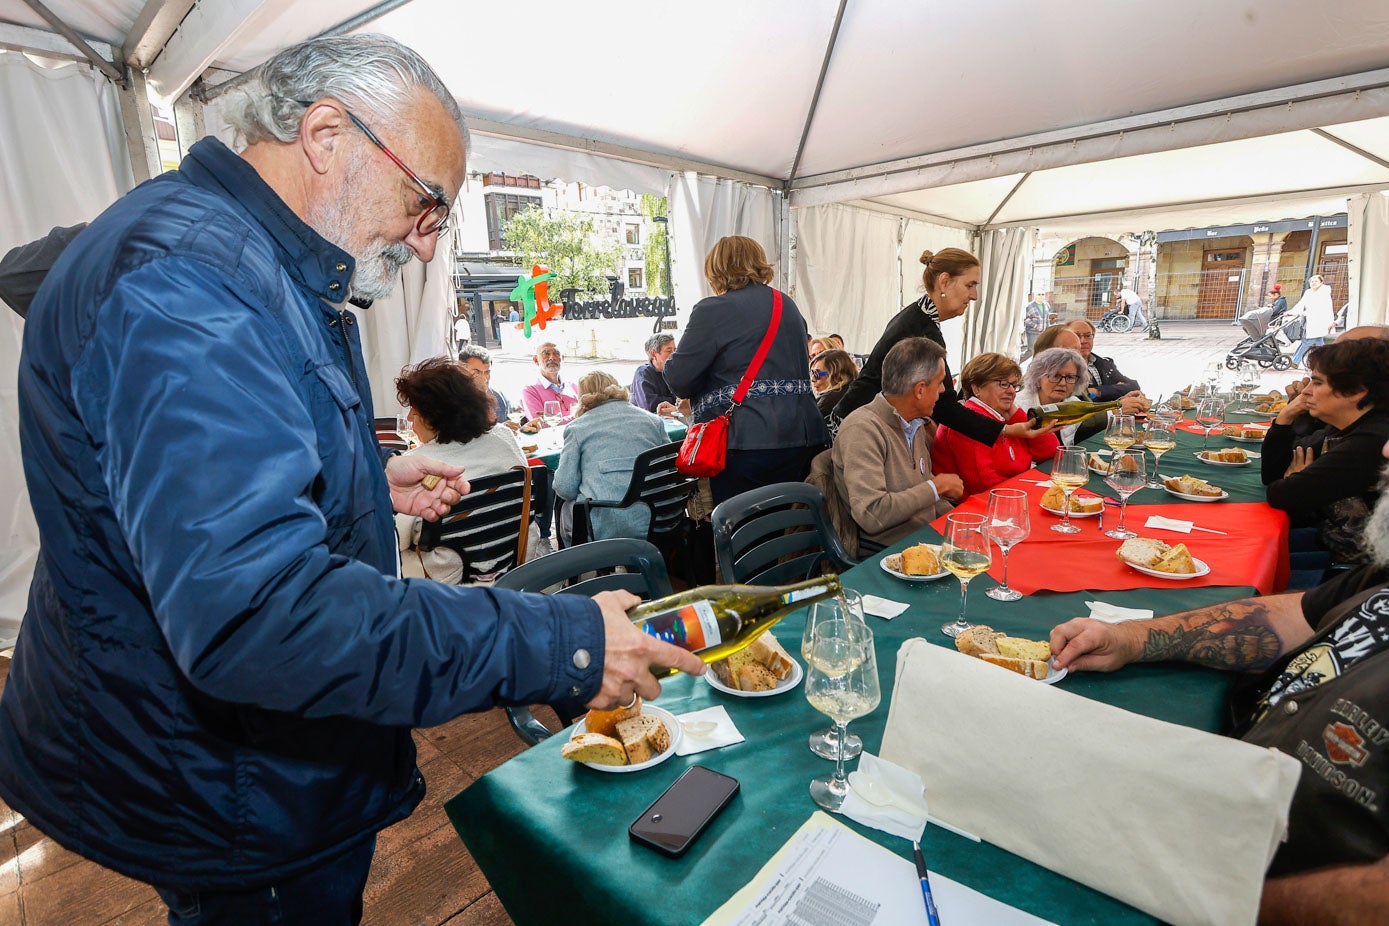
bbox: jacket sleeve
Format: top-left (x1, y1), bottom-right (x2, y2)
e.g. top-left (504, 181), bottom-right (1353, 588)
top-left (1093, 357), bottom-right (1141, 401)
top-left (838, 418), bottom-right (937, 536)
top-left (553, 424), bottom-right (582, 501)
top-left (931, 385), bottom-right (1005, 446)
top-left (1263, 424), bottom-right (1383, 523)
top-left (74, 257), bottom-right (605, 728)
top-left (662, 301), bottom-right (718, 401)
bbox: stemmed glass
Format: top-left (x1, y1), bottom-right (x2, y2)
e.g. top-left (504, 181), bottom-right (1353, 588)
top-left (1049, 446), bottom-right (1089, 535)
top-left (984, 489), bottom-right (1029, 602)
top-left (801, 590), bottom-right (864, 761)
top-left (1104, 414), bottom-right (1136, 453)
top-left (1103, 449), bottom-right (1148, 539)
top-left (1143, 422), bottom-right (1176, 488)
top-left (396, 413), bottom-right (416, 446)
top-left (939, 512), bottom-right (992, 638)
top-left (805, 620), bottom-right (880, 812)
top-left (543, 400), bottom-right (563, 429)
top-left (1195, 395), bottom-right (1225, 450)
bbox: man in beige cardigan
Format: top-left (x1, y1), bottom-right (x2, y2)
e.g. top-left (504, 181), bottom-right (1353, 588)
top-left (832, 337), bottom-right (963, 549)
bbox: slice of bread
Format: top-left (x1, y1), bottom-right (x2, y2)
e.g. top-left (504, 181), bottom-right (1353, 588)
top-left (561, 732), bottom-right (628, 766)
top-left (902, 543), bottom-right (941, 576)
top-left (953, 625), bottom-right (1001, 657)
top-left (1117, 536), bottom-right (1171, 567)
top-left (980, 653), bottom-right (1050, 679)
top-left (737, 662), bottom-right (779, 692)
top-left (1041, 486), bottom-right (1102, 513)
top-left (583, 698), bottom-right (642, 738)
top-left (1152, 543), bottom-right (1198, 574)
top-left (997, 636), bottom-right (1052, 661)
top-left (1165, 475), bottom-right (1222, 497)
top-left (1088, 452), bottom-right (1109, 471)
top-left (615, 715), bottom-right (671, 764)
top-left (748, 633), bottom-right (795, 680)
top-left (1209, 448), bottom-right (1248, 463)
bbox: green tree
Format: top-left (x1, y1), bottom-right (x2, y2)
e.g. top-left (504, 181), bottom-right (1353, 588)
top-left (640, 194), bottom-right (670, 297)
top-left (502, 206), bottom-right (622, 299)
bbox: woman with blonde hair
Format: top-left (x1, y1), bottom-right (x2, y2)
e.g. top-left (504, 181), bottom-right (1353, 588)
top-left (832, 248), bottom-right (1056, 448)
top-left (553, 371), bottom-right (670, 543)
top-left (664, 236), bottom-right (828, 504)
top-left (810, 348), bottom-right (858, 420)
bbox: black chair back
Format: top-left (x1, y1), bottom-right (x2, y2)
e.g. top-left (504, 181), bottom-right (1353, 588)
top-left (493, 538), bottom-right (674, 744)
top-left (710, 482), bottom-right (857, 586)
top-left (573, 440), bottom-right (697, 546)
top-left (418, 466), bottom-right (531, 581)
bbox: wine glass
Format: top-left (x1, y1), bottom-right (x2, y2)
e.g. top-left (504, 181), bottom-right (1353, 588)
top-left (805, 620), bottom-right (880, 812)
top-left (396, 413), bottom-right (416, 446)
top-left (1049, 446), bottom-right (1089, 535)
top-left (984, 488), bottom-right (1029, 602)
top-left (801, 591), bottom-right (864, 761)
top-left (939, 512), bottom-right (991, 638)
top-left (543, 400), bottom-right (562, 429)
top-left (1104, 414), bottom-right (1136, 453)
top-left (1195, 395), bottom-right (1224, 450)
top-left (1143, 423), bottom-right (1176, 488)
top-left (1103, 449), bottom-right (1148, 539)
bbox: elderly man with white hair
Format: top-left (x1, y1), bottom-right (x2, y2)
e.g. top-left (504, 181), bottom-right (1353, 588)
top-left (1052, 438), bottom-right (1389, 922)
top-left (0, 33), bottom-right (700, 923)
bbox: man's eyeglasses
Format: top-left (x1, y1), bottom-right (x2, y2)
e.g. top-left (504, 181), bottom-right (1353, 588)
top-left (992, 380), bottom-right (1022, 391)
top-left (1045, 373), bottom-right (1080, 385)
top-left (298, 100), bottom-right (451, 237)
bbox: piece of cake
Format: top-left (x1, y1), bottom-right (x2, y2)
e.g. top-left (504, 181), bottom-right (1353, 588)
top-left (561, 732), bottom-right (628, 766)
top-left (901, 543), bottom-right (941, 576)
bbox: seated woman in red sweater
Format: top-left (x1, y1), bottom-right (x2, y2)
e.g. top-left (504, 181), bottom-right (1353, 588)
top-left (932, 352), bottom-right (1061, 498)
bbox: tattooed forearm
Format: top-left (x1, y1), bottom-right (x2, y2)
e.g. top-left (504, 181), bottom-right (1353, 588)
top-left (1139, 602), bottom-right (1285, 670)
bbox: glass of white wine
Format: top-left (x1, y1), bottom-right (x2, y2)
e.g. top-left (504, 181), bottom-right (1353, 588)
top-left (396, 413), bottom-right (416, 447)
top-left (1104, 414), bottom-right (1136, 453)
top-left (984, 488), bottom-right (1030, 602)
top-left (1049, 446), bottom-right (1089, 535)
top-left (1143, 422), bottom-right (1176, 487)
top-left (801, 591), bottom-right (864, 761)
top-left (939, 512), bottom-right (992, 638)
top-left (1103, 449), bottom-right (1148, 540)
top-left (805, 620), bottom-right (879, 813)
top-left (543, 399), bottom-right (562, 429)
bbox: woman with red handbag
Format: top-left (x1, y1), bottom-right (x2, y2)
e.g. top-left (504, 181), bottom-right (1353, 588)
top-left (664, 236), bottom-right (829, 505)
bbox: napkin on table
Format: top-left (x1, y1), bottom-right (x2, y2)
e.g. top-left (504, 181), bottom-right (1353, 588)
top-left (1085, 600), bottom-right (1154, 623)
top-left (840, 752), bottom-right (930, 841)
top-left (860, 594), bottom-right (909, 620)
top-left (1144, 514), bottom-right (1195, 533)
top-left (672, 705), bottom-right (744, 756)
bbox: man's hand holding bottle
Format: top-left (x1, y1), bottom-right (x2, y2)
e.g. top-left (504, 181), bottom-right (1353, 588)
top-left (587, 590), bottom-right (707, 710)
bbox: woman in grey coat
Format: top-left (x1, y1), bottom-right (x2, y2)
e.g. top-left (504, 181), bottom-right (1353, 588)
top-left (553, 372), bottom-right (671, 544)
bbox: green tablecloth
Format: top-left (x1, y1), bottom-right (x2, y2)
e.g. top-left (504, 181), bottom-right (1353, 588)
top-left (445, 550), bottom-right (1247, 925)
top-left (531, 417), bottom-right (687, 469)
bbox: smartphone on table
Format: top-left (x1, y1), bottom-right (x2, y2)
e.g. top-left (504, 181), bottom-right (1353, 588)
top-left (628, 765), bottom-right (740, 858)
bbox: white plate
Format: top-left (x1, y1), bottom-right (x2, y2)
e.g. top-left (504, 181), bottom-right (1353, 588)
top-left (1161, 485), bottom-right (1229, 503)
top-left (1040, 500), bottom-right (1103, 519)
top-left (1087, 449), bottom-right (1112, 474)
top-left (1042, 664), bottom-right (1068, 685)
top-left (880, 547), bottom-right (949, 582)
top-left (1121, 556), bottom-right (1212, 580)
top-left (1195, 451), bottom-right (1253, 467)
top-left (569, 704), bottom-right (682, 773)
top-left (704, 658), bottom-right (804, 698)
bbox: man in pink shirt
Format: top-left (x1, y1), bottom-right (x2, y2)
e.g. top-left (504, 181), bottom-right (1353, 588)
top-left (521, 341), bottom-right (579, 425)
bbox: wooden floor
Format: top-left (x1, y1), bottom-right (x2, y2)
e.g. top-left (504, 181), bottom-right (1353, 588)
top-left (0, 654), bottom-right (540, 925)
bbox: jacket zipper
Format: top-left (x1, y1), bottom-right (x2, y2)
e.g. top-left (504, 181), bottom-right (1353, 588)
top-left (327, 308), bottom-right (358, 389)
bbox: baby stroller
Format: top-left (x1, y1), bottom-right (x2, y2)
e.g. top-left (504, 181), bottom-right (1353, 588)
top-left (1224, 306), bottom-right (1300, 370)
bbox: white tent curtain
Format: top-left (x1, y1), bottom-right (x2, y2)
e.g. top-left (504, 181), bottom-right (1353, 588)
top-left (356, 251), bottom-right (456, 417)
top-left (668, 172), bottom-right (781, 322)
top-left (0, 52), bottom-right (133, 648)
top-left (964, 226), bottom-right (1034, 363)
top-left (1347, 191), bottom-right (1389, 327)
top-left (792, 203), bottom-right (901, 353)
top-left (467, 134), bottom-right (673, 198)
top-left (900, 218), bottom-right (974, 375)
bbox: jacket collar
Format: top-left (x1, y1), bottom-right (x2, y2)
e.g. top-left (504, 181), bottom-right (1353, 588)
top-left (180, 137), bottom-right (355, 304)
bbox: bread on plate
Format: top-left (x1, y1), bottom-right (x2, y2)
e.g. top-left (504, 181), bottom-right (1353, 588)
top-left (582, 698), bottom-right (642, 738)
top-left (560, 732), bottom-right (628, 766)
top-left (1164, 474), bottom-right (1223, 497)
top-left (711, 630), bottom-right (796, 691)
top-left (954, 625), bottom-right (1051, 679)
top-left (1201, 448), bottom-right (1247, 463)
top-left (615, 714), bottom-right (672, 765)
top-left (1040, 485), bottom-right (1103, 513)
top-left (901, 543), bottom-right (941, 576)
top-left (1118, 537), bottom-right (1199, 574)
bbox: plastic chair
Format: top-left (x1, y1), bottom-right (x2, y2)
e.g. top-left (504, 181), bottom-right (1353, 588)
top-left (710, 482), bottom-right (858, 586)
top-left (571, 440), bottom-right (697, 556)
top-left (493, 538), bottom-right (674, 745)
top-left (417, 466), bottom-right (531, 582)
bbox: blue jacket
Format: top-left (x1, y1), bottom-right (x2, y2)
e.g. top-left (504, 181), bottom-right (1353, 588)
top-left (0, 138), bottom-right (604, 890)
top-left (553, 400), bottom-right (672, 539)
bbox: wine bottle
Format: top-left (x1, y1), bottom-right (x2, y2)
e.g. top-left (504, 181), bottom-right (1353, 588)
top-left (1026, 398), bottom-right (1125, 428)
top-left (628, 575), bottom-right (843, 675)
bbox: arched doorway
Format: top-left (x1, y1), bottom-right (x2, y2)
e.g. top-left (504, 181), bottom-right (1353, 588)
top-left (1052, 237), bottom-right (1128, 320)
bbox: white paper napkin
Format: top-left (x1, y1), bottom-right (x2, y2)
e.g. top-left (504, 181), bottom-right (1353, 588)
top-left (672, 706), bottom-right (744, 756)
top-left (1085, 600), bottom-right (1155, 623)
top-left (841, 752), bottom-right (930, 841)
top-left (1144, 514), bottom-right (1194, 533)
top-left (860, 594), bottom-right (909, 620)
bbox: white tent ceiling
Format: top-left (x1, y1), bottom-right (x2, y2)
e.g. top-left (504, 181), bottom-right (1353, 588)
top-left (5, 0), bottom-right (1389, 234)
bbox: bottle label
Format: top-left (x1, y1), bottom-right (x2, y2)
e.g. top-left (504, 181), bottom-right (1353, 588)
top-left (1040, 403), bottom-right (1060, 413)
top-left (638, 600), bottom-right (723, 653)
top-left (784, 582), bottom-right (837, 605)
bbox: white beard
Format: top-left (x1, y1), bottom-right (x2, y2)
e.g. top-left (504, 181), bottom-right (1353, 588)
top-left (307, 151), bottom-right (415, 301)
top-left (1366, 465), bottom-right (1389, 569)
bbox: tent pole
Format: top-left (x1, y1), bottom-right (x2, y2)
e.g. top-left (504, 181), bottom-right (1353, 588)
top-left (786, 0), bottom-right (847, 186)
top-left (1312, 128), bottom-right (1389, 171)
top-left (18, 0), bottom-right (124, 83)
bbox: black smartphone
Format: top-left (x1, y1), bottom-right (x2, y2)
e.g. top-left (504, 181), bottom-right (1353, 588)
top-left (629, 765), bottom-right (740, 858)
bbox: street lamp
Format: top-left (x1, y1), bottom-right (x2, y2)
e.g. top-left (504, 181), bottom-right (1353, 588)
top-left (651, 215), bottom-right (673, 299)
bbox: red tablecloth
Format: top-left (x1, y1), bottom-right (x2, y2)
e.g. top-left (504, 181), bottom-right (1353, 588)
top-left (930, 470), bottom-right (1290, 595)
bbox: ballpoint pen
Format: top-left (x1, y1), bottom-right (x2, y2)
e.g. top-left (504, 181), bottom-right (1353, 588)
top-left (913, 840), bottom-right (942, 926)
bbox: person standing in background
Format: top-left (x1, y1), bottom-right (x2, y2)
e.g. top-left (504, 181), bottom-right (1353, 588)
top-left (1119, 287), bottom-right (1147, 329)
top-left (1267, 283), bottom-right (1289, 321)
top-left (1291, 274), bottom-right (1336, 369)
top-left (1022, 291), bottom-right (1051, 355)
top-left (453, 310), bottom-right (471, 352)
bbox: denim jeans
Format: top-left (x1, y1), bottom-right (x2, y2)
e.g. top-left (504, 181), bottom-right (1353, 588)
top-left (1292, 336), bottom-right (1325, 367)
top-left (155, 837), bottom-right (376, 926)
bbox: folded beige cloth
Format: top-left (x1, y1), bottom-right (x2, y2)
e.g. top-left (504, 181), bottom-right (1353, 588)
top-left (881, 640), bottom-right (1300, 926)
